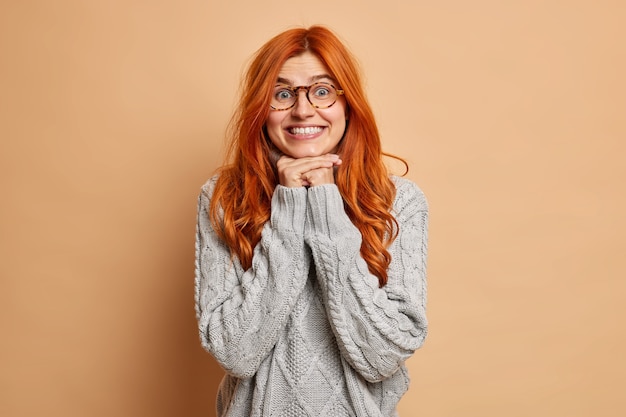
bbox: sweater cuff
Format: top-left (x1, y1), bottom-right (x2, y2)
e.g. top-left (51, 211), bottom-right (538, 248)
top-left (306, 184), bottom-right (358, 238)
top-left (271, 185), bottom-right (308, 235)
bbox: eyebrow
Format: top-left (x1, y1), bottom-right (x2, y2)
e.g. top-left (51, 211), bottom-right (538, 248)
top-left (276, 74), bottom-right (336, 86)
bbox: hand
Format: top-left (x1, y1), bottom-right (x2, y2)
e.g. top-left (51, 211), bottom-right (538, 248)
top-left (276, 154), bottom-right (342, 188)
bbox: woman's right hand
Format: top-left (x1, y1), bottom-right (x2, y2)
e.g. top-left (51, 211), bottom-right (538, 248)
top-left (276, 154), bottom-right (342, 188)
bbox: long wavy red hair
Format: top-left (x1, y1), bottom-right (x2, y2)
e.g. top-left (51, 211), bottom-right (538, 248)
top-left (209, 25), bottom-right (405, 287)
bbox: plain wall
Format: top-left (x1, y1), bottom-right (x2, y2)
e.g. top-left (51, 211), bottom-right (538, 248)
top-left (1, 1), bottom-right (624, 416)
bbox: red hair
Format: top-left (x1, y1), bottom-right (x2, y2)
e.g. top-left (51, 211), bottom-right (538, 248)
top-left (209, 26), bottom-right (405, 286)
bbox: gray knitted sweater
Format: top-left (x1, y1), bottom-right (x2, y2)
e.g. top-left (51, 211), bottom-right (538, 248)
top-left (195, 175), bottom-right (428, 417)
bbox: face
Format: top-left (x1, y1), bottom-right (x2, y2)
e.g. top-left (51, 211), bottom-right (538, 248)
top-left (265, 51), bottom-right (347, 159)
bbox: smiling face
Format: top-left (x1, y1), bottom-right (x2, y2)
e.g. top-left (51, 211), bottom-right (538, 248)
top-left (265, 51), bottom-right (347, 159)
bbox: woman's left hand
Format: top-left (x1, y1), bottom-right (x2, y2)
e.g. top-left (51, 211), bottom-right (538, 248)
top-left (276, 154), bottom-right (342, 188)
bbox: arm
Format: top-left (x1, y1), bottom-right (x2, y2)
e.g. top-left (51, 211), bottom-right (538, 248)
top-left (194, 178), bottom-right (310, 378)
top-left (304, 177), bottom-right (428, 382)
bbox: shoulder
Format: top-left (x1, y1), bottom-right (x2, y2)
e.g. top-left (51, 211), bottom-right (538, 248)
top-left (390, 175), bottom-right (428, 214)
top-left (199, 174), bottom-right (221, 198)
top-left (197, 175), bottom-right (222, 214)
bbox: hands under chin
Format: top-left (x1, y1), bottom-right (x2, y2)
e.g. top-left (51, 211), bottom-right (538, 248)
top-left (276, 154), bottom-right (342, 188)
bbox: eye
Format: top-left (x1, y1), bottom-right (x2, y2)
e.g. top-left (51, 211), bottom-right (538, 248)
top-left (274, 87), bottom-right (295, 102)
top-left (312, 84), bottom-right (332, 98)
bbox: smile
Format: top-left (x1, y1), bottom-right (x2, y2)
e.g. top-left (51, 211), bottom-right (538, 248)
top-left (288, 126), bottom-right (324, 135)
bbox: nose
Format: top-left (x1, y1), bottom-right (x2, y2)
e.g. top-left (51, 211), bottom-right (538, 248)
top-left (291, 89), bottom-right (315, 118)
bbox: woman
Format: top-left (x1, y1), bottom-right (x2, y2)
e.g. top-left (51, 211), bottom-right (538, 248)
top-left (195, 25), bottom-right (428, 417)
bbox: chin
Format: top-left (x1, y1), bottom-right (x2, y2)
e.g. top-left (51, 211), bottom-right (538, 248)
top-left (291, 145), bottom-right (334, 159)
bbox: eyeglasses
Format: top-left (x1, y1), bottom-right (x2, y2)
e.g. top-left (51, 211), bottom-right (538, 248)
top-left (270, 82), bottom-right (345, 111)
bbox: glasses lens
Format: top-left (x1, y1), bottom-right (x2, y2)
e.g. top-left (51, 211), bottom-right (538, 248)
top-left (309, 83), bottom-right (337, 108)
top-left (271, 85), bottom-right (296, 110)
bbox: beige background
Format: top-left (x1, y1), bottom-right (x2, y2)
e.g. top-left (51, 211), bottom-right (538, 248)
top-left (1, 1), bottom-right (624, 416)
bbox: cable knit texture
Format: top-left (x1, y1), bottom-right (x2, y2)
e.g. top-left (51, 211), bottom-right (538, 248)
top-left (195, 175), bottom-right (428, 417)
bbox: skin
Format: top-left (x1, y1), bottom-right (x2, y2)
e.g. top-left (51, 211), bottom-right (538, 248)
top-left (265, 51), bottom-right (347, 188)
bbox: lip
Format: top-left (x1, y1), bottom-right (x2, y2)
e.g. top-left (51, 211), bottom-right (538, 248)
top-left (285, 125), bottom-right (326, 139)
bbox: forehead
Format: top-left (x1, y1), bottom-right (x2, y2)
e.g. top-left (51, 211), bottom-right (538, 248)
top-left (277, 51), bottom-right (333, 83)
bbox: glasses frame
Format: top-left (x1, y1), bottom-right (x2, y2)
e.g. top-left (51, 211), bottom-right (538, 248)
top-left (270, 82), bottom-right (345, 111)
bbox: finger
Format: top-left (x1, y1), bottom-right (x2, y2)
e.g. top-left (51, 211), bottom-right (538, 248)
top-left (276, 154), bottom-right (342, 187)
top-left (301, 166), bottom-right (336, 187)
top-left (277, 154), bottom-right (340, 168)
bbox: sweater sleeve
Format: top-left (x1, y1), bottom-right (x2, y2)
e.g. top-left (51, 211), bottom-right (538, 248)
top-left (194, 177), bottom-right (310, 379)
top-left (304, 177), bottom-right (428, 383)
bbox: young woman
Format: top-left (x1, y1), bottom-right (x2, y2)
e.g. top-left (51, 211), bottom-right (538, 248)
top-left (195, 25), bottom-right (428, 417)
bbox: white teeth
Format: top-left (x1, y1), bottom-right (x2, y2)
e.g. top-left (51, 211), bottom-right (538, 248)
top-left (290, 126), bottom-right (323, 135)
